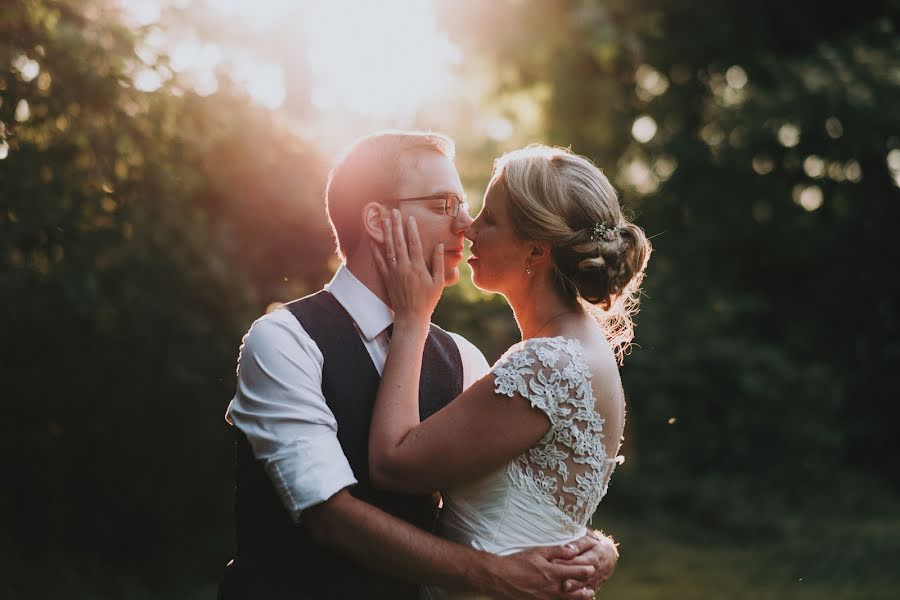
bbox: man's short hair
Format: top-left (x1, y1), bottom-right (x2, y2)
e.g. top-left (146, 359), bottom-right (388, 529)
top-left (325, 130), bottom-right (455, 260)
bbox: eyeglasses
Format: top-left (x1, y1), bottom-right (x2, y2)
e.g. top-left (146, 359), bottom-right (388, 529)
top-left (389, 192), bottom-right (469, 218)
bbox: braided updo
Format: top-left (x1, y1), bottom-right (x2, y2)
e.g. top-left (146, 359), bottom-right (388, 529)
top-left (492, 145), bottom-right (651, 356)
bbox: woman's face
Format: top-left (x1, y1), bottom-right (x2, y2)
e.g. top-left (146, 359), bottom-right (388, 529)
top-left (465, 178), bottom-right (530, 293)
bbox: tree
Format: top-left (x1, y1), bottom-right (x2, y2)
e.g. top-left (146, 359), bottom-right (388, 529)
top-left (440, 0), bottom-right (900, 527)
top-left (0, 0), bottom-right (334, 590)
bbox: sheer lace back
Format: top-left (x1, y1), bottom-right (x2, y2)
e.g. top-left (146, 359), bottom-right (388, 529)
top-left (492, 337), bottom-right (623, 526)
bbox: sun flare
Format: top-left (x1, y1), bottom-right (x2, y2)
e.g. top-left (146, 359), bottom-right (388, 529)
top-left (122, 0), bottom-right (460, 118)
top-left (302, 0), bottom-right (460, 116)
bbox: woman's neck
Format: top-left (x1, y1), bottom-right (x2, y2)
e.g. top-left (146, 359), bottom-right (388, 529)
top-left (506, 275), bottom-right (580, 341)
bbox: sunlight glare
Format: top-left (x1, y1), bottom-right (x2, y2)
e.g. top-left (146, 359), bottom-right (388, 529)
top-left (207, 0), bottom-right (292, 30)
top-left (121, 0), bottom-right (161, 27)
top-left (231, 58), bottom-right (286, 110)
top-left (134, 68), bottom-right (164, 92)
top-left (121, 0), bottom-right (460, 117)
top-left (302, 0), bottom-right (460, 116)
top-left (170, 40), bottom-right (222, 74)
top-left (486, 117), bottom-right (514, 141)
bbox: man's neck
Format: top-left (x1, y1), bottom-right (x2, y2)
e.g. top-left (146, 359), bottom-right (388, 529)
top-left (345, 254), bottom-right (392, 307)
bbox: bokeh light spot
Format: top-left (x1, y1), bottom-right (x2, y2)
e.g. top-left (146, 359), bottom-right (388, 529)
top-left (803, 155), bottom-right (825, 178)
top-left (134, 68), bottom-right (163, 92)
top-left (13, 55), bottom-right (40, 82)
top-left (777, 124), bottom-right (800, 148)
top-left (15, 99), bottom-right (30, 122)
top-left (886, 149), bottom-right (900, 187)
top-left (793, 185), bottom-right (823, 211)
top-left (632, 116), bottom-right (658, 143)
top-left (725, 65), bottom-right (748, 89)
top-left (752, 155), bottom-right (774, 175)
top-left (624, 159), bottom-right (659, 194)
top-left (635, 64), bottom-right (669, 98)
top-left (486, 117), bottom-right (514, 142)
top-left (845, 160), bottom-right (862, 182)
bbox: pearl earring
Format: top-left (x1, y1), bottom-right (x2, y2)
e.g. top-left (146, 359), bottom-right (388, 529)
top-left (526, 266), bottom-right (533, 276)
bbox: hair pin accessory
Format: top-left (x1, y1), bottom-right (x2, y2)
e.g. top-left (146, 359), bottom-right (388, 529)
top-left (591, 222), bottom-right (619, 242)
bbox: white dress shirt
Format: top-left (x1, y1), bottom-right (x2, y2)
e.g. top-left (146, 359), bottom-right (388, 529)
top-left (226, 265), bottom-right (490, 522)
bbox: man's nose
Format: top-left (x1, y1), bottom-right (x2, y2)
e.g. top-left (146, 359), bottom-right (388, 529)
top-left (453, 206), bottom-right (474, 233)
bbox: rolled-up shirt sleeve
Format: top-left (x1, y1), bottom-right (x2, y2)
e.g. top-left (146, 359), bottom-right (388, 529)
top-left (226, 309), bottom-right (357, 522)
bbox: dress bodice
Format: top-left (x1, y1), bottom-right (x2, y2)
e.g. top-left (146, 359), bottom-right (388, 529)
top-left (424, 337), bottom-right (623, 599)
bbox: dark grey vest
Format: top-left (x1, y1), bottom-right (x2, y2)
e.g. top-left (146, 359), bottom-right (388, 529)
top-left (219, 290), bottom-right (463, 600)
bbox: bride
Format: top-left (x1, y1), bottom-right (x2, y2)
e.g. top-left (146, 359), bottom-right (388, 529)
top-left (369, 145), bottom-right (651, 599)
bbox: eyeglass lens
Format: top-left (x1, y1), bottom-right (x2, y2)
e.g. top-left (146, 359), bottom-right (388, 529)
top-left (446, 194), bottom-right (467, 217)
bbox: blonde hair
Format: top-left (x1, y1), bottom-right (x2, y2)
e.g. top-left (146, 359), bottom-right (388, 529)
top-left (493, 145), bottom-right (651, 360)
top-left (325, 130), bottom-right (455, 260)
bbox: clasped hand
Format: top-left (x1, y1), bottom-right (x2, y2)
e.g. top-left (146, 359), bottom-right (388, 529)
top-left (371, 209), bottom-right (445, 326)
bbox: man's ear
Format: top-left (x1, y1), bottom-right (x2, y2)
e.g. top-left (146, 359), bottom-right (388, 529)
top-left (363, 202), bottom-right (390, 243)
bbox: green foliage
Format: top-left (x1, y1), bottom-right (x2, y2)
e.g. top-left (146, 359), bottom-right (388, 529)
top-left (440, 0), bottom-right (900, 529)
top-left (0, 0), bottom-right (334, 583)
top-left (2, 0), bottom-right (899, 595)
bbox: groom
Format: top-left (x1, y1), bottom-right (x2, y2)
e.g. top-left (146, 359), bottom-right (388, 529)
top-left (219, 131), bottom-right (618, 599)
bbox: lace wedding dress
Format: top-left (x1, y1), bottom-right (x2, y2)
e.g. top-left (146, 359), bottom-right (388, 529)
top-left (423, 337), bottom-right (624, 600)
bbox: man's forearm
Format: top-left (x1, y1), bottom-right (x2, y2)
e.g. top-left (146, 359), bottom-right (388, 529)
top-left (304, 489), bottom-right (498, 593)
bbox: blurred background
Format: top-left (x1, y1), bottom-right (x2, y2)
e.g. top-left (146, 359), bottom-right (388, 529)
top-left (2, 0), bottom-right (899, 597)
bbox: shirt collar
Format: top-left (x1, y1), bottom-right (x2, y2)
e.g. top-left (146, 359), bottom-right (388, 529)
top-left (324, 264), bottom-right (393, 341)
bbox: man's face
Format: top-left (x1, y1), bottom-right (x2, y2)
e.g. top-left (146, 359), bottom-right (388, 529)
top-left (392, 151), bottom-right (473, 286)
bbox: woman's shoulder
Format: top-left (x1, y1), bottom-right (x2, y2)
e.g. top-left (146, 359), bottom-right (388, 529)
top-left (492, 336), bottom-right (591, 394)
top-left (498, 334), bottom-right (584, 355)
top-left (495, 336), bottom-right (586, 368)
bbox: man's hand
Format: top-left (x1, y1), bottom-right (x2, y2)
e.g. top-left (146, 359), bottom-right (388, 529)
top-left (481, 545), bottom-right (597, 600)
top-left (556, 531), bottom-right (618, 593)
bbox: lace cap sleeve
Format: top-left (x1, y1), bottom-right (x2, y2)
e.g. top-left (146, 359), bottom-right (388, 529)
top-left (492, 336), bottom-right (622, 526)
top-left (492, 337), bottom-right (591, 425)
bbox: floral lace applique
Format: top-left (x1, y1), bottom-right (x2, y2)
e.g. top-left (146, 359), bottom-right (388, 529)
top-left (492, 337), bottom-right (623, 526)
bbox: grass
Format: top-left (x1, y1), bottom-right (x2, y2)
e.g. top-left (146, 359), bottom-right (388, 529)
top-left (594, 509), bottom-right (900, 599)
top-left (5, 491), bottom-right (899, 599)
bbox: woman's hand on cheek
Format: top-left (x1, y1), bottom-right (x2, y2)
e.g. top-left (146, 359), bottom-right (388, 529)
top-left (370, 209), bottom-right (445, 325)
